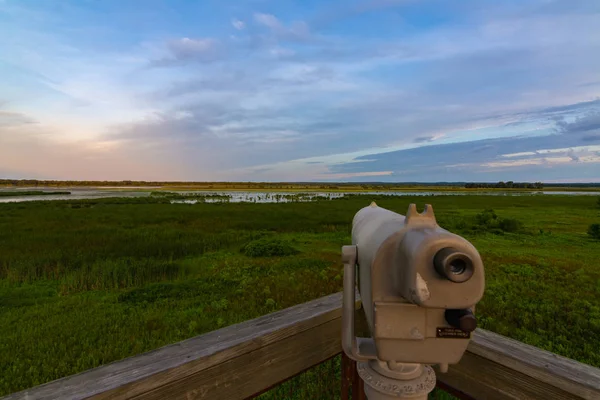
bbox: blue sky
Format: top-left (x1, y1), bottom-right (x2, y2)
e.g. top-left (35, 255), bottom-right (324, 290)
top-left (1, 0), bottom-right (599, 182)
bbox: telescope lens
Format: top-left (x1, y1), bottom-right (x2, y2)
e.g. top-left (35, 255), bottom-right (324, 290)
top-left (449, 259), bottom-right (467, 275)
top-left (434, 248), bottom-right (474, 283)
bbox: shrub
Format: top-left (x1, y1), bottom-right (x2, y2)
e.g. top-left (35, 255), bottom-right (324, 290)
top-left (437, 216), bottom-right (469, 232)
top-left (475, 208), bottom-right (498, 225)
top-left (241, 238), bottom-right (299, 257)
top-left (588, 224), bottom-right (600, 240)
top-left (473, 209), bottom-right (523, 233)
top-left (499, 218), bottom-right (523, 233)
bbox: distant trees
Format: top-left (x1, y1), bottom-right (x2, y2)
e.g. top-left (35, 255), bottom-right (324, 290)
top-left (0, 179), bottom-right (575, 191)
top-left (465, 181), bottom-right (543, 189)
top-left (0, 179), bottom-right (157, 187)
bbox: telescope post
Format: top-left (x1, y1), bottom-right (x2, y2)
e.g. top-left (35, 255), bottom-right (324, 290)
top-left (344, 202), bottom-right (484, 399)
top-left (356, 360), bottom-right (436, 400)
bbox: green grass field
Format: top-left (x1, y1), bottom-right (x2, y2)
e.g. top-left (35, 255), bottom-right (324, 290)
top-left (1, 194), bottom-right (599, 398)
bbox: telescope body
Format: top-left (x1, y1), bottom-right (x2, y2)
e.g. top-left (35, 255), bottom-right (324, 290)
top-left (349, 202), bottom-right (485, 365)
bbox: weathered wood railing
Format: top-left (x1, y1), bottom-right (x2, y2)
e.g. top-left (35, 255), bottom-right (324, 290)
top-left (3, 292), bottom-right (600, 400)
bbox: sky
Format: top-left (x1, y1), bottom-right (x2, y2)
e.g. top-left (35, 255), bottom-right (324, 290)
top-left (1, 0), bottom-right (599, 182)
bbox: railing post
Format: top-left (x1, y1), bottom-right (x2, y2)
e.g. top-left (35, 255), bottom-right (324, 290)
top-left (341, 352), bottom-right (352, 399)
top-left (352, 359), bottom-right (366, 400)
top-left (342, 352), bottom-right (366, 400)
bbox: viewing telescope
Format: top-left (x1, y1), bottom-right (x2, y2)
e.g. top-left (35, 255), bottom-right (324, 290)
top-left (342, 202), bottom-right (485, 400)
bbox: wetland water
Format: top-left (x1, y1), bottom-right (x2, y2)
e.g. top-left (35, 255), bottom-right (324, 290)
top-left (0, 188), bottom-right (597, 203)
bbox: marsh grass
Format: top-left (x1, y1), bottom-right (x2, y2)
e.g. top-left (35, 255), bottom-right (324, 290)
top-left (1, 194), bottom-right (599, 397)
top-left (242, 238), bottom-right (300, 257)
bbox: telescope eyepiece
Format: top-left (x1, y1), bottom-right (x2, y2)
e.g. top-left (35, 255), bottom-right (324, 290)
top-left (434, 247), bottom-right (474, 283)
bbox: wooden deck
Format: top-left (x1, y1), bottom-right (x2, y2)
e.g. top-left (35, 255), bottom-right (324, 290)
top-left (3, 292), bottom-right (600, 400)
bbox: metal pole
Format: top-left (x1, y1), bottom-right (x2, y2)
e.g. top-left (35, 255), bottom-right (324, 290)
top-left (357, 360), bottom-right (435, 400)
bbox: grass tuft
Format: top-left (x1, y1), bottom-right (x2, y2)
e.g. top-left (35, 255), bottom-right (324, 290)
top-left (242, 238), bottom-right (300, 257)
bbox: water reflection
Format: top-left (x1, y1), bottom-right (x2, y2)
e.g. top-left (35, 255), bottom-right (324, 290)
top-left (168, 190), bottom-right (598, 204)
top-left (0, 188), bottom-right (597, 204)
top-left (169, 192), bottom-right (347, 204)
top-left (0, 188), bottom-right (150, 203)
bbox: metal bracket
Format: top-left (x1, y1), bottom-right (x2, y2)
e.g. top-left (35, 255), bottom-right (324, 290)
top-left (342, 245), bottom-right (377, 362)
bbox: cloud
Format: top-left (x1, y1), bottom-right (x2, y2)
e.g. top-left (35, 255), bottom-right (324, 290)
top-left (254, 13), bottom-right (281, 30)
top-left (0, 110), bottom-right (37, 127)
top-left (2, 0), bottom-right (600, 182)
top-left (323, 118), bottom-right (600, 181)
top-left (151, 37), bottom-right (222, 66)
top-left (111, 75), bottom-right (600, 181)
top-left (318, 170), bottom-right (395, 180)
top-left (253, 12), bottom-right (311, 41)
top-left (231, 18), bottom-right (245, 30)
top-left (144, 71), bottom-right (250, 100)
top-left (169, 38), bottom-right (216, 56)
top-left (102, 98), bottom-right (358, 174)
top-left (555, 111), bottom-right (600, 135)
top-left (567, 149), bottom-right (580, 162)
top-left (413, 136), bottom-right (435, 143)
top-left (0, 114), bottom-right (183, 180)
top-left (142, 64), bottom-right (339, 102)
top-left (582, 134), bottom-right (600, 142)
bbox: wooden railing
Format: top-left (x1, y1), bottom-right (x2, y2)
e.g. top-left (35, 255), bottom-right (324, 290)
top-left (3, 292), bottom-right (600, 400)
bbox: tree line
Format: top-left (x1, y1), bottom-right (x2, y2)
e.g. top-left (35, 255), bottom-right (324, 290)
top-left (464, 181), bottom-right (544, 189)
top-left (4, 179), bottom-right (596, 190)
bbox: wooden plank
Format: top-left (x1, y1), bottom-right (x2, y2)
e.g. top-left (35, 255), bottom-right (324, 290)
top-left (436, 352), bottom-right (577, 400)
top-left (3, 292), bottom-right (360, 400)
top-left (4, 291), bottom-right (600, 400)
top-left (244, 353), bottom-right (340, 400)
top-left (436, 329), bottom-right (600, 400)
top-left (470, 329), bottom-right (600, 399)
top-left (129, 318), bottom-right (342, 399)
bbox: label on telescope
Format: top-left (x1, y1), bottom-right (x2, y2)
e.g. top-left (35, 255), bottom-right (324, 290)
top-left (436, 327), bottom-right (471, 339)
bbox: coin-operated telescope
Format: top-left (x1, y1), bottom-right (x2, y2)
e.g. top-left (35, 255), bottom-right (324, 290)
top-left (342, 202), bottom-right (485, 400)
